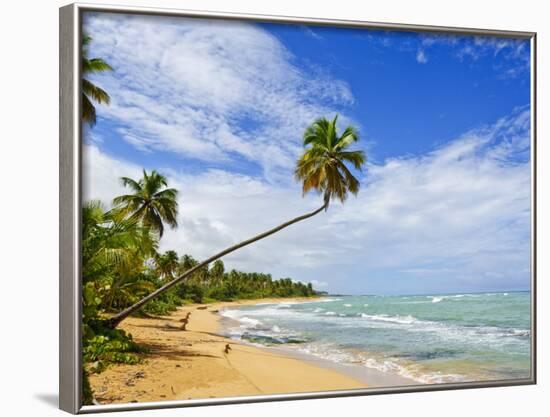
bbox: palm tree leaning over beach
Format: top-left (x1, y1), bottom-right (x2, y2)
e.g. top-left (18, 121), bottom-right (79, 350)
top-left (105, 115), bottom-right (366, 329)
top-left (113, 170), bottom-right (179, 238)
top-left (82, 35), bottom-right (113, 126)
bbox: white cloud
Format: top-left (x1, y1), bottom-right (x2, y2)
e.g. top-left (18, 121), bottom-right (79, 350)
top-left (309, 279), bottom-right (329, 288)
top-left (417, 34), bottom-right (530, 78)
top-left (416, 50), bottom-right (428, 64)
top-left (83, 13), bottom-right (355, 183)
top-left (83, 108), bottom-right (531, 293)
top-left (82, 13), bottom-right (531, 293)
top-left (82, 145), bottom-right (140, 204)
top-left (301, 26), bottom-right (323, 40)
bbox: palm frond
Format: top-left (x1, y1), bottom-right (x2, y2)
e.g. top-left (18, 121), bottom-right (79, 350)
top-left (83, 58), bottom-right (113, 74)
top-left (334, 126), bottom-right (359, 151)
top-left (296, 116), bottom-right (366, 207)
top-left (147, 207), bottom-right (164, 237)
top-left (81, 36), bottom-right (112, 127)
top-left (337, 161), bottom-right (361, 195)
top-left (337, 150), bottom-right (366, 170)
top-left (83, 79), bottom-right (111, 105)
top-left (82, 93), bottom-right (97, 126)
top-left (120, 177), bottom-right (143, 193)
top-left (153, 188), bottom-right (178, 199)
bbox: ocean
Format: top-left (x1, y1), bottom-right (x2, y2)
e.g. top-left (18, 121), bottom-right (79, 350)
top-left (219, 292), bottom-right (531, 385)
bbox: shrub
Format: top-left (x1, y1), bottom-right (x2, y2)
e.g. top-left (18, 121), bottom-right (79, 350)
top-left (83, 325), bottom-right (146, 374)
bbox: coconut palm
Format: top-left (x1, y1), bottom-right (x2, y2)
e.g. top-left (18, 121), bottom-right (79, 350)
top-left (210, 260), bottom-right (225, 285)
top-left (113, 170), bottom-right (179, 238)
top-left (82, 201), bottom-right (157, 285)
top-left (82, 35), bottom-right (113, 126)
top-left (296, 114), bottom-right (365, 208)
top-left (156, 250), bottom-right (180, 280)
top-left (81, 201), bottom-right (158, 315)
top-left (105, 115), bottom-right (365, 328)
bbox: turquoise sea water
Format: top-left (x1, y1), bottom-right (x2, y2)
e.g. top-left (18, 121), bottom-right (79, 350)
top-left (220, 292), bottom-right (531, 384)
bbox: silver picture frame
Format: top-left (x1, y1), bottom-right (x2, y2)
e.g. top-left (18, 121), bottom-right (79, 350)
top-left (59, 2), bottom-right (537, 414)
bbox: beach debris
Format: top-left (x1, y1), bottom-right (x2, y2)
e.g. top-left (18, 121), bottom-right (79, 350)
top-left (224, 344), bottom-right (232, 355)
top-left (197, 306), bottom-right (208, 310)
top-left (171, 386), bottom-right (176, 395)
top-left (179, 312), bottom-right (191, 322)
top-left (125, 371), bottom-right (145, 386)
top-left (179, 312), bottom-right (191, 330)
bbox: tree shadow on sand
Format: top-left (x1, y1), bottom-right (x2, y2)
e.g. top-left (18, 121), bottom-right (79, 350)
top-left (138, 341), bottom-right (221, 361)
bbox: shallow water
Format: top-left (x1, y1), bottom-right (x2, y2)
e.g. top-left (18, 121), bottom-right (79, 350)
top-left (219, 292), bottom-right (531, 385)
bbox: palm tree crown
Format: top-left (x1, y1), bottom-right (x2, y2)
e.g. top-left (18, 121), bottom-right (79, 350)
top-left (82, 35), bottom-right (113, 126)
top-left (156, 250), bottom-right (180, 280)
top-left (113, 170), bottom-right (179, 238)
top-left (104, 116), bottom-right (364, 328)
top-left (295, 114), bottom-right (366, 208)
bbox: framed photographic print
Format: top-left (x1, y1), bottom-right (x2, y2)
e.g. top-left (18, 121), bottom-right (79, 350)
top-left (59, 2), bottom-right (537, 414)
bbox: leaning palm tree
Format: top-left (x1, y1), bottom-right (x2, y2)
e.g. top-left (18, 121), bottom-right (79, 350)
top-left (82, 35), bottom-right (113, 126)
top-left (113, 170), bottom-right (179, 238)
top-left (105, 115), bottom-right (365, 328)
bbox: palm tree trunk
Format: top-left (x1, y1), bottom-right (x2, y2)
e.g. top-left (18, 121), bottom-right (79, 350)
top-left (105, 203), bottom-right (326, 328)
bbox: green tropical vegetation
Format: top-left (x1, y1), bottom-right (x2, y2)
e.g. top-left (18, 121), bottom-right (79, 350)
top-left (104, 115), bottom-right (365, 329)
top-left (80, 40), bottom-right (365, 401)
top-left (80, 199), bottom-right (319, 402)
top-left (296, 114), bottom-right (365, 208)
top-left (113, 170), bottom-right (179, 238)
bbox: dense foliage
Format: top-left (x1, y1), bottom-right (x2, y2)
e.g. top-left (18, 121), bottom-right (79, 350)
top-left (144, 255), bottom-right (317, 315)
top-left (81, 179), bottom-right (318, 403)
top-left (80, 110), bottom-right (365, 403)
top-left (82, 200), bottom-right (317, 329)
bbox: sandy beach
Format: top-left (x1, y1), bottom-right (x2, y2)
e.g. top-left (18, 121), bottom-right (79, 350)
top-left (89, 298), bottom-right (368, 405)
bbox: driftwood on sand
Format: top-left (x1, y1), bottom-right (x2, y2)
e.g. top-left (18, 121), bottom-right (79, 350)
top-left (179, 312), bottom-right (191, 330)
top-left (164, 312), bottom-right (191, 331)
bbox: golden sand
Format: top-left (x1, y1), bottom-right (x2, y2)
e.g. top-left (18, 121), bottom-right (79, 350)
top-left (89, 298), bottom-right (367, 405)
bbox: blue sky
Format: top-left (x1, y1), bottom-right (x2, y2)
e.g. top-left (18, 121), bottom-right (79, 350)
top-left (266, 24), bottom-right (530, 163)
top-left (83, 12), bottom-right (532, 295)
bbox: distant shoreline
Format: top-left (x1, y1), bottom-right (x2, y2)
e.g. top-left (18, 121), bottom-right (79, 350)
top-left (325, 290), bottom-right (530, 297)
